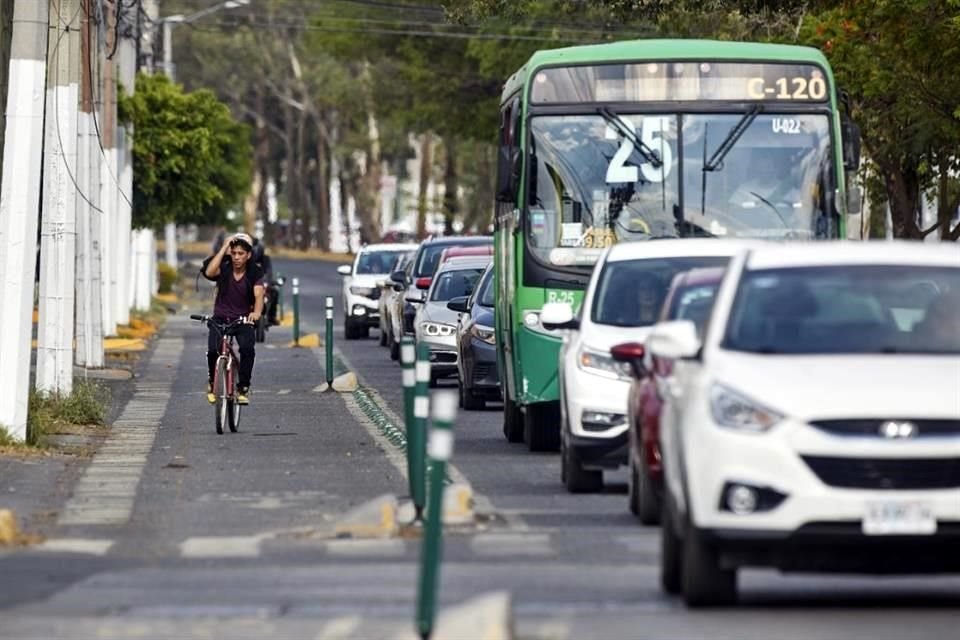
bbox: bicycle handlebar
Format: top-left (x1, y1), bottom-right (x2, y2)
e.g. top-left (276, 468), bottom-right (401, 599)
top-left (189, 314), bottom-right (251, 328)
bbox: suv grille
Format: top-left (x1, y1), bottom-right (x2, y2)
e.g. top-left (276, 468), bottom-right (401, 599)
top-left (802, 456), bottom-right (960, 490)
top-left (809, 419), bottom-right (960, 437)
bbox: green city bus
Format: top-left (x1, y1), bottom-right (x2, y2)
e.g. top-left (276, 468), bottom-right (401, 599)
top-left (493, 39), bottom-right (862, 450)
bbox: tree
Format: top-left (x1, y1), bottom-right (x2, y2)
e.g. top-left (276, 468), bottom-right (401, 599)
top-left (119, 73), bottom-right (251, 230)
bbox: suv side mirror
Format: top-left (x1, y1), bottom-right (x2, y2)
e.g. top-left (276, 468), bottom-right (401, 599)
top-left (648, 320), bottom-right (701, 360)
top-left (337, 264), bottom-right (352, 276)
top-left (610, 342), bottom-right (648, 378)
top-left (447, 296), bottom-right (469, 313)
top-left (390, 270), bottom-right (406, 284)
top-left (405, 290), bottom-right (426, 304)
top-left (541, 302), bottom-right (579, 331)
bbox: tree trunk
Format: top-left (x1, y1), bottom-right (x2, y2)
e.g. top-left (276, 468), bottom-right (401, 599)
top-left (936, 165), bottom-right (960, 241)
top-left (284, 99), bottom-right (301, 247)
top-left (417, 133), bottom-right (432, 239)
top-left (339, 163), bottom-right (354, 254)
top-left (296, 108), bottom-right (311, 249)
top-left (315, 130), bottom-right (331, 252)
top-left (882, 164), bottom-right (922, 239)
top-left (442, 137), bottom-right (459, 236)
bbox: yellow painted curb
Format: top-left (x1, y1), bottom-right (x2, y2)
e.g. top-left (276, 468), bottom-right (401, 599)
top-left (155, 293), bottom-right (178, 303)
top-left (0, 509), bottom-right (19, 545)
top-left (288, 333), bottom-right (320, 348)
top-left (104, 338), bottom-right (147, 352)
top-left (280, 315), bottom-right (294, 328)
top-left (333, 494), bottom-right (399, 539)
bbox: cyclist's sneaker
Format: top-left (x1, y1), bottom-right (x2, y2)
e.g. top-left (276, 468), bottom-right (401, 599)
top-left (206, 382), bottom-right (216, 404)
top-left (237, 387), bottom-right (250, 405)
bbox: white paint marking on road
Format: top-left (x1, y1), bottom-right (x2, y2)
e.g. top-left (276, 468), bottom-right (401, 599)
top-left (277, 389), bottom-right (291, 395)
top-left (180, 536), bottom-right (262, 558)
top-left (470, 532), bottom-right (554, 557)
top-left (315, 615), bottom-right (361, 640)
top-left (38, 538), bottom-right (114, 555)
top-left (57, 331), bottom-right (184, 526)
top-left (324, 539), bottom-right (406, 557)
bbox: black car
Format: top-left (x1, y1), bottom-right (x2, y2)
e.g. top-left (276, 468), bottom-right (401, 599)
top-left (447, 263), bottom-right (501, 410)
top-left (388, 235), bottom-right (492, 358)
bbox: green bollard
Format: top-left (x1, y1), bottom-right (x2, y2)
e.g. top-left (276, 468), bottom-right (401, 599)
top-left (410, 342), bottom-right (430, 521)
top-left (325, 296), bottom-right (335, 386)
top-left (292, 277), bottom-right (300, 346)
top-left (416, 390), bottom-right (457, 640)
top-left (401, 337), bottom-right (420, 519)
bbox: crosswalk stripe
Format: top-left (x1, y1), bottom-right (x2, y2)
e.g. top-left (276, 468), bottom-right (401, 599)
top-left (180, 536), bottom-right (262, 558)
top-left (324, 539), bottom-right (406, 557)
top-left (470, 532), bottom-right (554, 557)
top-left (38, 538), bottom-right (114, 555)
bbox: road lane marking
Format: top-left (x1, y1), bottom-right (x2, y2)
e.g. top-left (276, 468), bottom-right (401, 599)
top-left (324, 539), bottom-right (406, 557)
top-left (180, 536), bottom-right (262, 558)
top-left (470, 532), bottom-right (554, 557)
top-left (315, 616), bottom-right (361, 640)
top-left (277, 389), bottom-right (291, 395)
top-left (38, 538), bottom-right (114, 555)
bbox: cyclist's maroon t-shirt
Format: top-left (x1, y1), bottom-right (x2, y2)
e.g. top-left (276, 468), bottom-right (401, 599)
top-left (214, 269), bottom-right (263, 320)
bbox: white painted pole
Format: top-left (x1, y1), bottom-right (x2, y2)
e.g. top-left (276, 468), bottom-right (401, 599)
top-left (115, 127), bottom-right (131, 325)
top-left (161, 19), bottom-right (178, 271)
top-left (0, 0), bottom-right (50, 440)
top-left (37, 0), bottom-right (80, 396)
top-left (133, 228), bottom-right (152, 311)
top-left (98, 3), bottom-right (118, 337)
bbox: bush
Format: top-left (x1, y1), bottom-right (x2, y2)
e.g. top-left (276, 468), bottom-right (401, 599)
top-left (27, 380), bottom-right (110, 445)
top-left (158, 261), bottom-right (177, 293)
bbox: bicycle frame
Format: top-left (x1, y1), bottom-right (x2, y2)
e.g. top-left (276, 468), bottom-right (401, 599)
top-left (215, 333), bottom-right (240, 401)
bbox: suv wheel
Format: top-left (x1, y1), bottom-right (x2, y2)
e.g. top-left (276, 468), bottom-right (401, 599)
top-left (561, 436), bottom-right (603, 492)
top-left (682, 527), bottom-right (737, 607)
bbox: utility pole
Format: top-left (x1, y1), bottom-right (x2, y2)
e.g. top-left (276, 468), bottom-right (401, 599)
top-left (99, 0), bottom-right (117, 337)
top-left (116, 2), bottom-right (135, 318)
top-left (0, 0), bottom-right (50, 440)
top-left (75, 0), bottom-right (103, 369)
top-left (37, 0), bottom-right (81, 395)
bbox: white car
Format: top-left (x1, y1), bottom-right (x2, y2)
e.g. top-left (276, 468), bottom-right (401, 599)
top-left (541, 239), bottom-right (754, 493)
top-left (651, 241), bottom-right (960, 607)
top-left (412, 256), bottom-right (491, 386)
top-left (337, 243), bottom-right (418, 340)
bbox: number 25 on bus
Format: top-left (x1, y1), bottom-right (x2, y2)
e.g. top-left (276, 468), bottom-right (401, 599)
top-left (492, 39), bottom-right (863, 451)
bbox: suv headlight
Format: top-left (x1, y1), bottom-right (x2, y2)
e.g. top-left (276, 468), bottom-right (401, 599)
top-left (577, 346), bottom-right (631, 380)
top-left (710, 384), bottom-right (783, 433)
top-left (470, 324), bottom-right (495, 345)
top-left (420, 321), bottom-right (455, 337)
top-left (350, 285), bottom-right (376, 297)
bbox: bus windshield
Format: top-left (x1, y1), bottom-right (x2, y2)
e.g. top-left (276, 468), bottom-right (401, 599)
top-left (527, 112), bottom-right (832, 267)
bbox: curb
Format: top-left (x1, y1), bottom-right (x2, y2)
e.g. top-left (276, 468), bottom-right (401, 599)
top-left (333, 494), bottom-right (399, 539)
top-left (288, 333), bottom-right (320, 348)
top-left (395, 591), bottom-right (514, 640)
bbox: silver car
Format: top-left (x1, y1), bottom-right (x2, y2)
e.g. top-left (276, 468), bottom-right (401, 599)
top-left (410, 256), bottom-right (491, 386)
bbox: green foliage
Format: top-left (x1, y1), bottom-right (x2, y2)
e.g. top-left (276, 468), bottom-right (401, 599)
top-left (157, 261), bottom-right (178, 294)
top-left (27, 380), bottom-right (110, 445)
top-left (120, 73), bottom-right (252, 230)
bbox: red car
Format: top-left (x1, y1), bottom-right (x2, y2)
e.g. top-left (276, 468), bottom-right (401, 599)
top-left (611, 267), bottom-right (725, 525)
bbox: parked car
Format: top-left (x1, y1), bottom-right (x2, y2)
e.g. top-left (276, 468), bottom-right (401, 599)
top-left (541, 239), bottom-right (752, 493)
top-left (378, 250), bottom-right (415, 347)
top-left (388, 235), bottom-right (492, 358)
top-left (337, 243), bottom-right (418, 339)
top-left (611, 267), bottom-right (725, 525)
top-left (448, 262), bottom-right (501, 410)
top-left (386, 252), bottom-right (418, 360)
top-left (411, 256), bottom-right (490, 386)
top-left (439, 244), bottom-right (493, 266)
top-left (652, 241), bottom-right (960, 607)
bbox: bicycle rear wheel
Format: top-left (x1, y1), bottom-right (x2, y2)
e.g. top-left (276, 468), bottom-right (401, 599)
top-left (228, 359), bottom-right (241, 432)
top-left (214, 360), bottom-right (227, 435)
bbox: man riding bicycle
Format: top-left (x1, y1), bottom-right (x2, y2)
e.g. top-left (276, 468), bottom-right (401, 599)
top-left (202, 232), bottom-right (265, 405)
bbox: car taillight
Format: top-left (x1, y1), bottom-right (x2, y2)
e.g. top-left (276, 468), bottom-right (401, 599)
top-left (415, 277), bottom-right (432, 290)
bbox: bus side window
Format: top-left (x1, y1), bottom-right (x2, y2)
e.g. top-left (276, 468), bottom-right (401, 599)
top-left (496, 97), bottom-right (522, 208)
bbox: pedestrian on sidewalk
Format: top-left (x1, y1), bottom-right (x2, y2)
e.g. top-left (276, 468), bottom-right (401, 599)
top-left (202, 232), bottom-right (265, 405)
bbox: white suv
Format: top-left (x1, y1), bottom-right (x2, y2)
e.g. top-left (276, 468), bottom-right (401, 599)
top-left (542, 239), bottom-right (751, 493)
top-left (652, 241), bottom-right (960, 607)
top-left (338, 243), bottom-right (418, 339)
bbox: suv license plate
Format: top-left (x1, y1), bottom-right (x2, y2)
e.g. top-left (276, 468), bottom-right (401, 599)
top-left (863, 501), bottom-right (937, 536)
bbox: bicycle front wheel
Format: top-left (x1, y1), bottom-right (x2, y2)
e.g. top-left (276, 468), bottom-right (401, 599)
top-left (215, 359), bottom-right (227, 435)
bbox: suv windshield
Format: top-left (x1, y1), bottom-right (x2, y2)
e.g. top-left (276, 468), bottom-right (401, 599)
top-left (430, 268), bottom-right (484, 302)
top-left (592, 256), bottom-right (728, 327)
top-left (527, 112), bottom-right (832, 267)
top-left (356, 251), bottom-right (406, 275)
top-left (670, 283), bottom-right (721, 337)
top-left (724, 266), bottom-right (960, 354)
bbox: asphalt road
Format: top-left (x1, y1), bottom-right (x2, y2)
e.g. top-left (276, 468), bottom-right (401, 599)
top-left (0, 255), bottom-right (957, 640)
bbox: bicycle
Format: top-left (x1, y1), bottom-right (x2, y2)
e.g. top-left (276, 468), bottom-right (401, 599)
top-left (191, 314), bottom-right (249, 434)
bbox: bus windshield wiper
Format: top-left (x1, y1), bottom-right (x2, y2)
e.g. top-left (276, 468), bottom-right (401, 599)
top-left (749, 191), bottom-right (789, 230)
top-left (703, 104), bottom-right (763, 172)
top-left (598, 107), bottom-right (662, 169)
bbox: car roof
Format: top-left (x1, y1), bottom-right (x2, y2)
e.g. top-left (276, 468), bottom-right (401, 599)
top-left (677, 266), bottom-right (726, 287)
top-left (441, 245), bottom-right (493, 258)
top-left (360, 243), bottom-right (419, 252)
top-left (435, 256), bottom-right (491, 273)
top-left (422, 235), bottom-right (492, 246)
top-left (605, 238), bottom-right (760, 263)
top-left (744, 241), bottom-right (960, 270)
